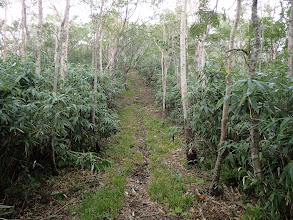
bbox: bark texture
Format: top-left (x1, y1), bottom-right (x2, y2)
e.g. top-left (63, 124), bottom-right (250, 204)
top-left (53, 0), bottom-right (70, 92)
top-left (289, 0), bottom-right (293, 76)
top-left (213, 0), bottom-right (241, 183)
top-left (53, 7), bottom-right (60, 65)
top-left (249, 0), bottom-right (262, 179)
top-left (22, 0), bottom-right (34, 55)
top-left (3, 0), bottom-right (7, 62)
top-left (92, 0), bottom-right (104, 152)
top-left (21, 1), bottom-right (26, 60)
top-left (180, 0), bottom-right (192, 144)
top-left (60, 0), bottom-right (71, 80)
top-left (36, 0), bottom-right (43, 75)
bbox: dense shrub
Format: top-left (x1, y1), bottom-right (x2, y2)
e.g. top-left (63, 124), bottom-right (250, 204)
top-left (140, 53), bottom-right (293, 218)
top-left (0, 57), bottom-right (121, 201)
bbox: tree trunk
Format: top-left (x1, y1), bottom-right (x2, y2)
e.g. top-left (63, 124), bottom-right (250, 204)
top-left (60, 0), bottom-right (71, 80)
top-left (100, 29), bottom-right (104, 75)
top-left (90, 2), bottom-right (95, 72)
top-left (21, 1), bottom-right (26, 60)
top-left (107, 6), bottom-right (128, 77)
top-left (160, 51), bottom-right (165, 115)
top-left (36, 0), bottom-right (43, 75)
top-left (249, 0), bottom-right (262, 179)
top-left (180, 0), bottom-right (192, 144)
top-left (213, 0), bottom-right (242, 185)
top-left (288, 0), bottom-right (293, 76)
top-left (53, 0), bottom-right (70, 92)
top-left (3, 0), bottom-right (7, 62)
top-left (53, 7), bottom-right (60, 65)
top-left (92, 0), bottom-right (104, 152)
top-left (22, 0), bottom-right (34, 55)
top-left (259, 19), bottom-right (264, 72)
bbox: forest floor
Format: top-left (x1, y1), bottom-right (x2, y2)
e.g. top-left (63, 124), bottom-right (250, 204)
top-left (19, 72), bottom-right (246, 219)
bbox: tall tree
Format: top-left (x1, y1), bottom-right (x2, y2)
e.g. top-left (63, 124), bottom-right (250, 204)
top-left (3, 0), bottom-right (7, 62)
top-left (53, 0), bottom-right (70, 92)
top-left (60, 0), bottom-right (71, 80)
top-left (21, 0), bottom-right (26, 60)
top-left (105, 7), bottom-right (128, 77)
top-left (288, 0), bottom-right (293, 76)
top-left (53, 6), bottom-right (60, 65)
top-left (154, 14), bottom-right (173, 120)
top-left (180, 0), bottom-right (192, 144)
top-left (213, 0), bottom-right (242, 184)
top-left (36, 0), bottom-right (43, 75)
top-left (22, 0), bottom-right (34, 55)
top-left (249, 0), bottom-right (262, 179)
top-left (92, 0), bottom-right (104, 152)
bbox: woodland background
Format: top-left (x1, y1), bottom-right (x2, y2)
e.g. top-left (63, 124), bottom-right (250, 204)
top-left (0, 0), bottom-right (292, 219)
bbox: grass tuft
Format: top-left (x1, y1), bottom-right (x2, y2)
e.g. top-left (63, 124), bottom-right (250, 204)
top-left (76, 173), bottom-right (126, 219)
top-left (148, 168), bottom-right (195, 215)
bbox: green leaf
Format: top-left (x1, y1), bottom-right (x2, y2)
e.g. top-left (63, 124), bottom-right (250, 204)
top-left (249, 96), bottom-right (259, 114)
top-left (247, 80), bottom-right (255, 92)
top-left (253, 80), bottom-right (269, 89)
top-left (216, 97), bottom-right (224, 109)
top-left (239, 82), bottom-right (248, 106)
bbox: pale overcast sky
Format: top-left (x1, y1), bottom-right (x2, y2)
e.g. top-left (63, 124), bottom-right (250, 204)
top-left (0, 0), bottom-right (283, 26)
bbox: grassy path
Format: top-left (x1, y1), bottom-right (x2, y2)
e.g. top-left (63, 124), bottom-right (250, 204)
top-left (75, 72), bottom-right (246, 219)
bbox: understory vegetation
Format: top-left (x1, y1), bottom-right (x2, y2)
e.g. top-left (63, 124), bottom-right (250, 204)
top-left (0, 57), bottom-right (122, 209)
top-left (140, 25), bottom-right (293, 220)
top-left (1, 0), bottom-right (293, 219)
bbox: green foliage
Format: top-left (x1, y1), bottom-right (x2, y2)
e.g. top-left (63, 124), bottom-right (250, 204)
top-left (0, 57), bottom-right (120, 202)
top-left (220, 66), bottom-right (293, 218)
top-left (242, 204), bottom-right (265, 220)
top-left (190, 1), bottom-right (220, 39)
top-left (148, 169), bottom-right (194, 215)
top-left (76, 173), bottom-right (126, 219)
top-left (189, 60), bottom-right (226, 147)
top-left (0, 203), bottom-right (14, 218)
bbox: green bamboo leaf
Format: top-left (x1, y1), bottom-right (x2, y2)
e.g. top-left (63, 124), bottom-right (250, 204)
top-left (216, 97), bottom-right (224, 109)
top-left (249, 96), bottom-right (259, 114)
top-left (247, 80), bottom-right (255, 92)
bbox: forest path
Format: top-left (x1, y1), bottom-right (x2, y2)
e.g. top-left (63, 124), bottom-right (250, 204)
top-left (21, 72), bottom-right (245, 219)
top-left (92, 72), bottom-right (245, 219)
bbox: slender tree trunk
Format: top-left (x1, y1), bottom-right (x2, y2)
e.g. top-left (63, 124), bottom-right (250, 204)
top-left (213, 0), bottom-right (242, 184)
top-left (288, 0), bottom-right (293, 76)
top-left (90, 1), bottom-right (95, 71)
top-left (92, 0), bottom-right (104, 152)
top-left (60, 0), bottom-right (71, 80)
top-left (3, 0), bottom-right (7, 62)
top-left (249, 0), bottom-right (262, 180)
top-left (36, 0), bottom-right (43, 75)
top-left (21, 1), bottom-right (26, 60)
top-left (100, 29), bottom-right (103, 75)
top-left (174, 57), bottom-right (180, 89)
top-left (180, 0), bottom-right (192, 144)
top-left (160, 51), bottom-right (165, 115)
top-left (53, 8), bottom-right (60, 65)
top-left (107, 5), bottom-right (128, 78)
top-left (53, 0), bottom-right (70, 92)
top-left (22, 0), bottom-right (34, 55)
top-left (259, 19), bottom-right (264, 72)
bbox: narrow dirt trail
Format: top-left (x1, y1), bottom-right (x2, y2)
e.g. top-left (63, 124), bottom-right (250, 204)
top-left (110, 72), bottom-right (246, 219)
top-left (114, 73), bottom-right (176, 219)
